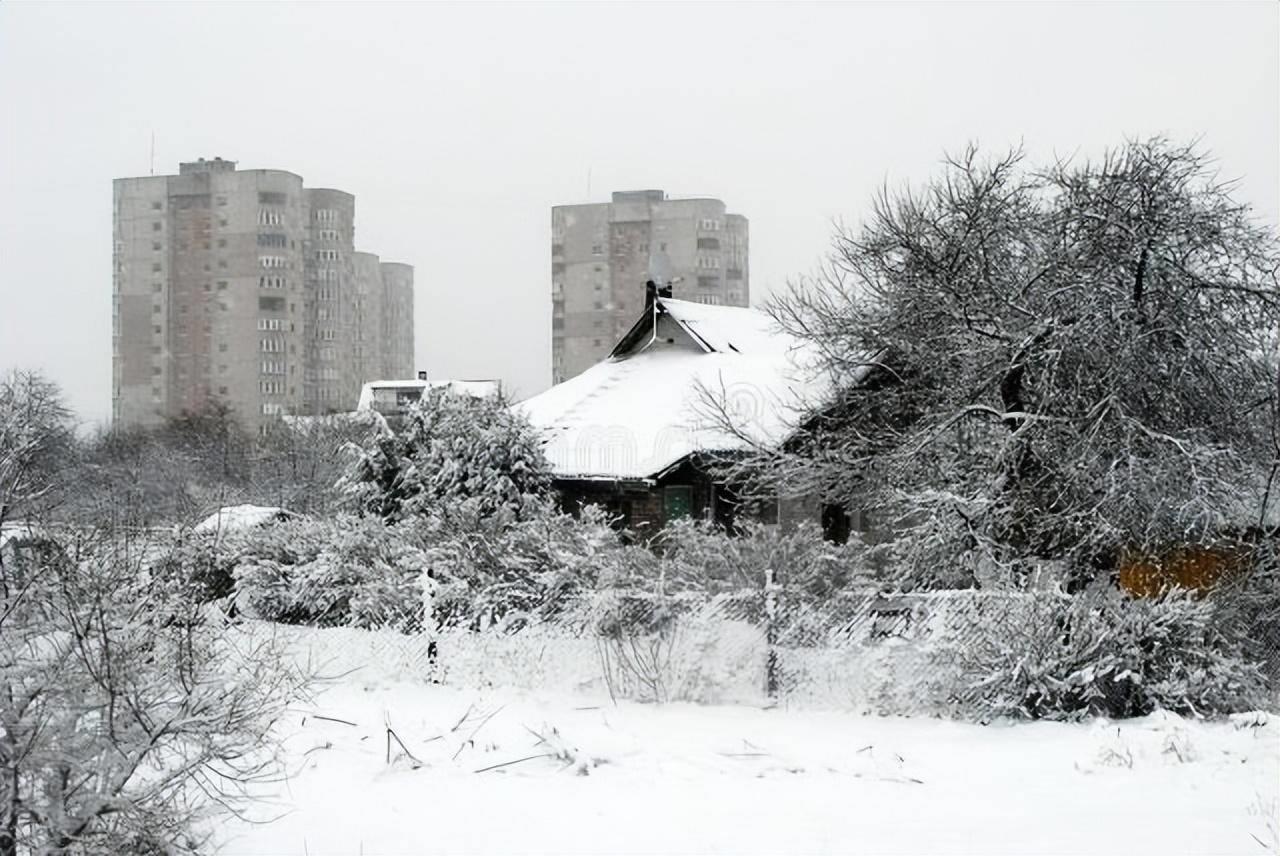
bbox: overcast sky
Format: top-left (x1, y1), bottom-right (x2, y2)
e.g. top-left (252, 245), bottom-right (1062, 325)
top-left (1, 1), bottom-right (1276, 425)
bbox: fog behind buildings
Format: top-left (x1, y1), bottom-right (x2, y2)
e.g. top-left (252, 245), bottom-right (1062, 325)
top-left (0, 2), bottom-right (1276, 425)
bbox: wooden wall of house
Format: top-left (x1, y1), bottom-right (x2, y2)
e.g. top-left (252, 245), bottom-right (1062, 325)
top-left (552, 456), bottom-right (864, 544)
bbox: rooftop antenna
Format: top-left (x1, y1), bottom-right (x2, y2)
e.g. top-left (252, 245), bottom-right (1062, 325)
top-left (586, 166), bottom-right (592, 199)
top-left (149, 132), bottom-right (155, 176)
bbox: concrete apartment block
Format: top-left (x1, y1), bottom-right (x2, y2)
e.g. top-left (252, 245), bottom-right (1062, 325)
top-left (550, 190), bottom-right (748, 382)
top-left (112, 157), bottom-right (414, 431)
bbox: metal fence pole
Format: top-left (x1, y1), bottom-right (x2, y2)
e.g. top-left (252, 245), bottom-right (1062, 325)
top-left (764, 567), bottom-right (779, 700)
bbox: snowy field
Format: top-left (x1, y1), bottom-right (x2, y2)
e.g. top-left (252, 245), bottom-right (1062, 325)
top-left (214, 630), bottom-right (1280, 856)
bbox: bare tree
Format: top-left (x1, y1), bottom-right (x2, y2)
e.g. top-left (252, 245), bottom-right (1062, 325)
top-left (0, 371), bottom-right (73, 528)
top-left (720, 139), bottom-right (1280, 589)
top-left (252, 415), bottom-right (372, 515)
top-left (0, 529), bottom-right (306, 855)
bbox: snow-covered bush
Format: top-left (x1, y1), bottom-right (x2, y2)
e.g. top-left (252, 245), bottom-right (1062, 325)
top-left (415, 501), bottom-right (636, 631)
top-left (230, 515), bottom-right (429, 628)
top-left (342, 388), bottom-right (553, 523)
top-left (0, 528), bottom-right (306, 854)
top-left (950, 591), bottom-right (1269, 720)
top-left (656, 518), bottom-right (872, 601)
top-left (149, 531), bottom-right (239, 606)
top-left (1212, 541), bottom-right (1280, 686)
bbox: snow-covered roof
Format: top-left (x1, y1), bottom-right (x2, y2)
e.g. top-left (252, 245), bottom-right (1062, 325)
top-left (515, 297), bottom-right (833, 481)
top-left (193, 504), bottom-right (290, 535)
top-left (356, 379), bottom-right (501, 411)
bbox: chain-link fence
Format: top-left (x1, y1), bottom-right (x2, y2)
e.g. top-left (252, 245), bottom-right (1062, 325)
top-left (277, 575), bottom-right (1280, 718)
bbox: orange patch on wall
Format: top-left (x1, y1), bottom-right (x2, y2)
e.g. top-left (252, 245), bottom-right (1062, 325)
top-left (1117, 545), bottom-right (1252, 597)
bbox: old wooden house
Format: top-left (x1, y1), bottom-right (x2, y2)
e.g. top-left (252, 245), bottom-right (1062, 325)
top-left (516, 284), bottom-right (848, 538)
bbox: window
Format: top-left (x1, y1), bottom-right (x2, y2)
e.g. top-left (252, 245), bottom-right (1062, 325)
top-left (260, 256), bottom-right (286, 269)
top-left (258, 208), bottom-right (282, 225)
top-left (257, 318), bottom-right (283, 331)
top-left (216, 196), bottom-right (227, 207)
top-left (152, 222), bottom-right (162, 232)
top-left (261, 338), bottom-right (284, 353)
top-left (261, 402), bottom-right (284, 416)
top-left (591, 244), bottom-right (602, 255)
top-left (258, 233), bottom-right (287, 248)
top-left (259, 296), bottom-right (285, 312)
top-left (219, 343), bottom-right (227, 352)
top-left (217, 281), bottom-right (228, 290)
top-left (151, 283), bottom-right (163, 293)
top-left (259, 191), bottom-right (287, 205)
top-left (151, 201), bottom-right (163, 211)
top-left (152, 241), bottom-right (162, 251)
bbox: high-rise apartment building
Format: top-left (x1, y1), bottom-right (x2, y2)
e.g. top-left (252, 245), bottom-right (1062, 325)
top-left (550, 190), bottom-right (748, 382)
top-left (112, 157), bottom-right (414, 431)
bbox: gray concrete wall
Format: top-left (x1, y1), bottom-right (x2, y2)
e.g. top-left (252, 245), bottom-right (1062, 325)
top-left (379, 262), bottom-right (415, 379)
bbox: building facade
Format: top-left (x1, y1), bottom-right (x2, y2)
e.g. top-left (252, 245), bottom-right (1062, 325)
top-left (112, 158), bottom-right (414, 431)
top-left (550, 190), bottom-right (748, 383)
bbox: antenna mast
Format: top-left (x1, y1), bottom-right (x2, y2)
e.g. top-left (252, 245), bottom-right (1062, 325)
top-left (149, 132), bottom-right (155, 176)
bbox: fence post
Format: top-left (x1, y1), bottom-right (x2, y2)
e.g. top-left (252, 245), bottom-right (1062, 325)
top-left (764, 567), bottom-right (779, 700)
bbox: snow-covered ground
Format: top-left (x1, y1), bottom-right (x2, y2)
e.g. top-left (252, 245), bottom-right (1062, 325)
top-left (216, 653), bottom-right (1279, 855)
